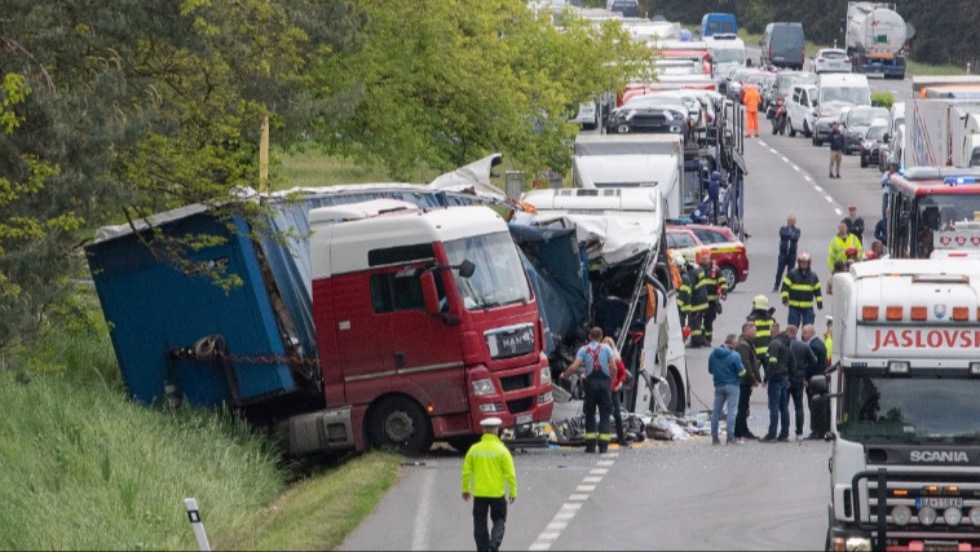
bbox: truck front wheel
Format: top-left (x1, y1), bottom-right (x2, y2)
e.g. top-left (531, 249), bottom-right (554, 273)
top-left (369, 396), bottom-right (433, 456)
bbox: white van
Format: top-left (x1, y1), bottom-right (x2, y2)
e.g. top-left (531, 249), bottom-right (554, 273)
top-left (812, 73), bottom-right (871, 146)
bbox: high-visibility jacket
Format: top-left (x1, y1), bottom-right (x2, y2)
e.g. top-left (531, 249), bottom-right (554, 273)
top-left (825, 332), bottom-right (834, 367)
top-left (677, 272), bottom-right (692, 314)
top-left (827, 233), bottom-right (863, 274)
top-left (701, 261), bottom-right (728, 303)
top-left (743, 86), bottom-right (761, 112)
top-left (746, 308), bottom-right (776, 361)
top-left (687, 266), bottom-right (709, 313)
top-left (781, 268), bottom-right (823, 309)
top-left (461, 433), bottom-right (518, 498)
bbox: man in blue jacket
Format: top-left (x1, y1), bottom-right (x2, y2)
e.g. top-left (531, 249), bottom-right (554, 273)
top-left (773, 215), bottom-right (800, 292)
top-left (709, 333), bottom-right (746, 445)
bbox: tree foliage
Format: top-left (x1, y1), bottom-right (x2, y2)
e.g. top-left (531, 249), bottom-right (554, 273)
top-left (314, 0), bottom-right (650, 180)
top-left (0, 0), bottom-right (362, 354)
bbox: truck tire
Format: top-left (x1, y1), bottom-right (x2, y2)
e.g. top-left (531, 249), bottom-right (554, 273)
top-left (369, 396), bottom-right (433, 456)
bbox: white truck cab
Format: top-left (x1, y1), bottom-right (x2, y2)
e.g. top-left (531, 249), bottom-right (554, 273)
top-left (820, 259), bottom-right (980, 551)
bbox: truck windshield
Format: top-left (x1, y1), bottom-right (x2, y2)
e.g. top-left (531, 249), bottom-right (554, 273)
top-left (444, 231), bottom-right (531, 310)
top-left (840, 374), bottom-right (980, 444)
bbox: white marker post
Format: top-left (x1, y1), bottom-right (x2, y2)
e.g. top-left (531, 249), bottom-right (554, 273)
top-left (184, 497), bottom-right (211, 551)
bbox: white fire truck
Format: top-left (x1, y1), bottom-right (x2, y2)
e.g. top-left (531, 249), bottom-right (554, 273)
top-left (817, 259), bottom-right (980, 551)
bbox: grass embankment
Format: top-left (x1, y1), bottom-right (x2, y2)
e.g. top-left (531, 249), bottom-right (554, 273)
top-left (4, 262), bottom-right (401, 548)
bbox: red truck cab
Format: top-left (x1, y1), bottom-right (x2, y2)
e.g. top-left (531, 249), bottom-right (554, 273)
top-left (310, 200), bottom-right (553, 454)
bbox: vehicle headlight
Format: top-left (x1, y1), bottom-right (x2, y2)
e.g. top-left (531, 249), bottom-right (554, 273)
top-left (944, 507), bottom-right (963, 526)
top-left (969, 506), bottom-right (980, 525)
top-left (472, 379), bottom-right (496, 396)
top-left (540, 366), bottom-right (551, 382)
top-left (845, 537), bottom-right (872, 552)
top-left (918, 506), bottom-right (937, 526)
top-left (891, 505), bottom-right (911, 526)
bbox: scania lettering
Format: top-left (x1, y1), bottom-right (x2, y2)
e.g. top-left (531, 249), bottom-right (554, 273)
top-left (817, 259), bottom-right (980, 551)
top-left (87, 189), bottom-right (553, 457)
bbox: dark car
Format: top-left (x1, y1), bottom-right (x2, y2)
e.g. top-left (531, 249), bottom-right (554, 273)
top-left (840, 106), bottom-right (889, 154)
top-left (860, 125), bottom-right (887, 168)
top-left (607, 94), bottom-right (689, 135)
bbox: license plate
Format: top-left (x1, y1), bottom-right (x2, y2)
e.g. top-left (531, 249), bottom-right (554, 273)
top-left (916, 497), bottom-right (963, 509)
top-left (516, 414), bottom-right (533, 425)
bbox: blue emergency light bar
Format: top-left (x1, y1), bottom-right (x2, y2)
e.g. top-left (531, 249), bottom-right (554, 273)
top-left (945, 176), bottom-right (979, 186)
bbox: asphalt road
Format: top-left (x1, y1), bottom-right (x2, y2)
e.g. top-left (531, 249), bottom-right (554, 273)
top-left (339, 72), bottom-right (920, 552)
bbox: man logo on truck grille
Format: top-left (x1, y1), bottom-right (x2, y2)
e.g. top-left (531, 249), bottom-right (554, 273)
top-left (909, 450), bottom-right (969, 463)
top-left (934, 304), bottom-right (947, 319)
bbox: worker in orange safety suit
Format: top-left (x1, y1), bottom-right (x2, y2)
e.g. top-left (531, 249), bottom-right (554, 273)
top-left (743, 85), bottom-right (761, 138)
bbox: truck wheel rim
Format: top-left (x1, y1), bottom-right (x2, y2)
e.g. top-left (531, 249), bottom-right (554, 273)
top-left (385, 411), bottom-right (414, 443)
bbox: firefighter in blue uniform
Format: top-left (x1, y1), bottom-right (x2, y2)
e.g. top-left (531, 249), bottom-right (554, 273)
top-left (560, 326), bottom-right (617, 454)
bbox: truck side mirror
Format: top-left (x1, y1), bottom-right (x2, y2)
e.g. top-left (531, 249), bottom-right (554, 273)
top-left (883, 133), bottom-right (890, 143)
top-left (745, 59), bottom-right (753, 67)
top-left (420, 271), bottom-right (441, 316)
top-left (457, 259), bottom-right (476, 279)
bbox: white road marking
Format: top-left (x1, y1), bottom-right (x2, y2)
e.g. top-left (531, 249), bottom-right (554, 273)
top-left (825, 195), bottom-right (834, 203)
top-left (529, 456), bottom-right (618, 551)
top-left (546, 521), bottom-right (568, 531)
top-left (769, 147), bottom-right (779, 154)
top-left (605, 453), bottom-right (620, 458)
top-left (781, 156), bottom-right (790, 163)
top-left (410, 467), bottom-right (435, 551)
top-left (804, 175), bottom-right (812, 182)
top-left (835, 208), bottom-right (843, 216)
top-left (758, 140), bottom-right (767, 146)
top-left (814, 185), bottom-right (823, 192)
top-left (793, 165), bottom-right (800, 172)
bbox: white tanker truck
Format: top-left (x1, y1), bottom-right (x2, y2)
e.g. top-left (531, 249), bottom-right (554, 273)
top-left (845, 2), bottom-right (909, 80)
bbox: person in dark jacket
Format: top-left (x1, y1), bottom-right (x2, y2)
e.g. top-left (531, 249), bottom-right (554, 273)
top-left (785, 325), bottom-right (818, 440)
top-left (780, 252), bottom-right (823, 327)
top-left (842, 204), bottom-right (866, 245)
top-left (874, 213), bottom-right (887, 246)
top-left (746, 295), bottom-right (777, 366)
top-left (773, 215), bottom-right (800, 292)
top-left (829, 122), bottom-right (845, 179)
top-left (734, 321), bottom-right (762, 439)
top-left (802, 324), bottom-right (830, 439)
top-left (762, 323), bottom-right (795, 442)
top-left (709, 333), bottom-right (745, 445)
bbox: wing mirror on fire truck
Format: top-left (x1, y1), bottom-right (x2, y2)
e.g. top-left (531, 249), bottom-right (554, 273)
top-left (456, 259), bottom-right (476, 279)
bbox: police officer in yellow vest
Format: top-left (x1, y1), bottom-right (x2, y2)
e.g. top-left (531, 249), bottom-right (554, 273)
top-left (560, 326), bottom-right (617, 454)
top-left (827, 221), bottom-right (863, 274)
top-left (461, 417), bottom-right (517, 552)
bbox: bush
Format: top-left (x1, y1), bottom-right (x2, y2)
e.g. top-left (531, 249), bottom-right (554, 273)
top-left (872, 91), bottom-right (894, 109)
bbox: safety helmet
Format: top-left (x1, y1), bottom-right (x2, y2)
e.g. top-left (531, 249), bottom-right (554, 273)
top-left (682, 249), bottom-right (697, 264)
top-left (753, 295), bottom-right (769, 310)
top-left (671, 252), bottom-right (687, 268)
top-left (797, 252), bottom-right (811, 263)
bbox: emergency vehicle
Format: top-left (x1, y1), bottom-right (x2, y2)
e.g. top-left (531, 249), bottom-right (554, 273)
top-left (816, 259), bottom-right (980, 551)
top-left (886, 166), bottom-right (980, 259)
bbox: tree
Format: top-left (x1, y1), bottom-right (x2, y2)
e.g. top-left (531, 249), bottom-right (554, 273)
top-left (313, 0), bottom-right (650, 180)
top-left (0, 0), bottom-right (362, 356)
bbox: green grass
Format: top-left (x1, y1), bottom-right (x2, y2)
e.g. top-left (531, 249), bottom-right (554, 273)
top-left (1, 286), bottom-right (402, 550)
top-left (271, 148), bottom-right (396, 189)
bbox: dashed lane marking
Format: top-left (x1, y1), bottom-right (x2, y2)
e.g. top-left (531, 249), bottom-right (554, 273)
top-left (835, 208), bottom-right (843, 216)
top-left (804, 175), bottom-right (812, 182)
top-left (814, 185), bottom-right (823, 192)
top-left (825, 195), bottom-right (834, 203)
top-left (528, 454), bottom-right (619, 551)
top-left (781, 156), bottom-right (790, 163)
top-left (793, 165), bottom-right (800, 172)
